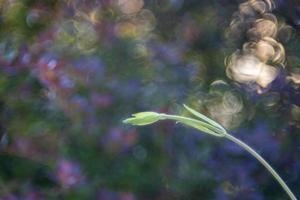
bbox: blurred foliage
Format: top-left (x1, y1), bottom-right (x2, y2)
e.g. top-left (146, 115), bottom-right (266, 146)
top-left (0, 0), bottom-right (299, 199)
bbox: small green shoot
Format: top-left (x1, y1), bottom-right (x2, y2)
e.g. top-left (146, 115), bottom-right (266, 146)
top-left (123, 105), bottom-right (297, 200)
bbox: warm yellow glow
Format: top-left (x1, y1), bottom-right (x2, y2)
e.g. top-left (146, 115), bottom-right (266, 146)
top-left (256, 63), bottom-right (278, 88)
top-left (255, 40), bottom-right (275, 62)
top-left (248, 19), bottom-right (277, 39)
top-left (227, 54), bottom-right (278, 88)
top-left (287, 73), bottom-right (300, 84)
top-left (117, 0), bottom-right (144, 14)
top-left (226, 0), bottom-right (286, 92)
top-left (115, 22), bottom-right (139, 38)
top-left (205, 83), bottom-right (245, 129)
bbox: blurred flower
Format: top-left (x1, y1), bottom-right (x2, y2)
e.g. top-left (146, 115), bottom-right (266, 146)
top-left (97, 189), bottom-right (136, 200)
top-left (91, 93), bottom-right (113, 108)
top-left (56, 159), bottom-right (85, 189)
top-left (0, 194), bottom-right (18, 200)
top-left (24, 190), bottom-right (43, 200)
top-left (7, 135), bottom-right (59, 162)
top-left (101, 128), bottom-right (138, 153)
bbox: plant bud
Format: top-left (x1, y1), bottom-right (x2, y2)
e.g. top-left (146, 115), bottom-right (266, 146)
top-left (123, 112), bottom-right (161, 126)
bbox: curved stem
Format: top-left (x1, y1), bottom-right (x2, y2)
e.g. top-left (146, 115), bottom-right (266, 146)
top-left (224, 133), bottom-right (297, 200)
top-left (123, 110), bottom-right (297, 199)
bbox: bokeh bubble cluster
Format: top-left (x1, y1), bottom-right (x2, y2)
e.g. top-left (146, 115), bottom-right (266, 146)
top-left (226, 0), bottom-right (292, 93)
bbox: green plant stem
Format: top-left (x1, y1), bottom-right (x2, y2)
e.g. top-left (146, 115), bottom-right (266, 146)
top-left (223, 133), bottom-right (297, 200)
top-left (161, 113), bottom-right (297, 199)
top-left (124, 109), bottom-right (297, 199)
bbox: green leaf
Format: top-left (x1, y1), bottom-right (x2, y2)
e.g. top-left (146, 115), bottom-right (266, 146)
top-left (176, 118), bottom-right (223, 137)
top-left (160, 114), bottom-right (225, 137)
top-left (183, 104), bottom-right (226, 133)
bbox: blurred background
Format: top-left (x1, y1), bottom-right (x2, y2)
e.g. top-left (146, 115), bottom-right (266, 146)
top-left (0, 0), bottom-right (299, 199)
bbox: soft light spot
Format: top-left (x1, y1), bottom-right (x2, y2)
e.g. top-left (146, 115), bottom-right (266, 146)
top-left (226, 54), bottom-right (278, 88)
top-left (118, 0), bottom-right (144, 14)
